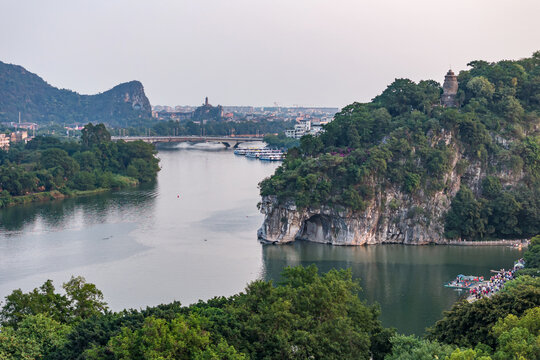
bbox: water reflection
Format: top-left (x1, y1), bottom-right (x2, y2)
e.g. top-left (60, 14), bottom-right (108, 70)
top-left (261, 241), bottom-right (521, 335)
top-left (0, 184), bottom-right (158, 285)
top-left (0, 184), bottom-right (158, 234)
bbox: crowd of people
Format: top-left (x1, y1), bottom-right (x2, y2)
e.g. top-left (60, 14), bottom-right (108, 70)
top-left (468, 259), bottom-right (524, 300)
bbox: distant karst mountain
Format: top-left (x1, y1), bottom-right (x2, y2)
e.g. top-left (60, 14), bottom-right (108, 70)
top-left (0, 61), bottom-right (152, 126)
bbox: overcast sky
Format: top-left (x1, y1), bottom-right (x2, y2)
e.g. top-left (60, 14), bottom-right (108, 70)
top-left (1, 0), bottom-right (538, 108)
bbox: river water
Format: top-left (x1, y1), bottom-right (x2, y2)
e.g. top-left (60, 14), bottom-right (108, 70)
top-left (0, 146), bottom-right (521, 335)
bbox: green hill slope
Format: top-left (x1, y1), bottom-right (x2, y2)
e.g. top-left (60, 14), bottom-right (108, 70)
top-left (0, 61), bottom-right (152, 126)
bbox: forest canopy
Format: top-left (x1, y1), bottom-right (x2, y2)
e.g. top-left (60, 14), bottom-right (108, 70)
top-left (0, 261), bottom-right (538, 360)
top-left (0, 123), bottom-right (160, 207)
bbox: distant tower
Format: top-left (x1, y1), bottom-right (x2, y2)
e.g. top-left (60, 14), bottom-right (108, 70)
top-left (441, 70), bottom-right (458, 107)
top-left (205, 97), bottom-right (209, 106)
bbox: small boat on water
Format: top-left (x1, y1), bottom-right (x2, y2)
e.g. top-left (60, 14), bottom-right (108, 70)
top-left (260, 153), bottom-right (285, 161)
top-left (234, 147), bottom-right (261, 155)
top-left (237, 148), bottom-right (285, 161)
top-left (444, 274), bottom-right (484, 289)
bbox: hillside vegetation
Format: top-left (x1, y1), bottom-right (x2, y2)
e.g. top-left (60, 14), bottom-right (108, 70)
top-left (0, 61), bottom-right (152, 126)
top-left (0, 123), bottom-right (160, 208)
top-left (260, 52), bottom-right (540, 240)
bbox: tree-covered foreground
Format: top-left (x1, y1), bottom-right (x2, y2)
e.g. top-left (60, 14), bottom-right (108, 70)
top-left (1, 239), bottom-right (538, 360)
top-left (0, 123), bottom-right (160, 208)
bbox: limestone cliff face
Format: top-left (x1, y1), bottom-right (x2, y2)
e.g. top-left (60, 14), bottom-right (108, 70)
top-left (257, 132), bottom-right (523, 245)
top-left (101, 81), bottom-right (152, 112)
top-left (257, 189), bottom-right (451, 245)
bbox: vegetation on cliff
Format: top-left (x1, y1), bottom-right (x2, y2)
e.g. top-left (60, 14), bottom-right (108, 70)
top-left (260, 52), bottom-right (540, 240)
top-left (0, 61), bottom-right (152, 126)
top-left (0, 123), bottom-right (159, 207)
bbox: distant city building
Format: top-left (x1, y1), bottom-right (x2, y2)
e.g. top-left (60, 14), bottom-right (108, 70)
top-left (0, 134), bottom-right (10, 150)
top-left (2, 121), bottom-right (38, 130)
top-left (157, 111), bottom-right (193, 121)
top-left (441, 69), bottom-right (459, 107)
top-left (285, 118), bottom-right (328, 139)
top-left (0, 130), bottom-right (31, 150)
top-left (10, 130), bottom-right (28, 144)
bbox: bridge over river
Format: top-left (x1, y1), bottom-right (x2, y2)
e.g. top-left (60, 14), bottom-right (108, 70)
top-left (111, 135), bottom-right (265, 148)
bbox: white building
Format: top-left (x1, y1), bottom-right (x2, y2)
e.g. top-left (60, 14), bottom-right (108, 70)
top-left (285, 119), bottom-right (311, 139)
top-left (285, 118), bottom-right (327, 139)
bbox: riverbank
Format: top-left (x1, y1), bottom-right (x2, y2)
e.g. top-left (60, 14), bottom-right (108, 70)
top-left (4, 189), bottom-right (108, 207)
top-left (1, 176), bottom-right (139, 208)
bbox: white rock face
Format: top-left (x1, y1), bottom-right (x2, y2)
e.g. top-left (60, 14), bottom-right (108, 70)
top-left (257, 188), bottom-right (452, 245)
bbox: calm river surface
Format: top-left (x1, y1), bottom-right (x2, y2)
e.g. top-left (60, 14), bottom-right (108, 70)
top-left (0, 146), bottom-right (521, 335)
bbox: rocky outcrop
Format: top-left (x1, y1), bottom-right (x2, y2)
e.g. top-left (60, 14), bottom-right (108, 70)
top-left (257, 187), bottom-right (452, 245)
top-left (98, 80), bottom-right (152, 112)
top-left (258, 132), bottom-right (524, 246)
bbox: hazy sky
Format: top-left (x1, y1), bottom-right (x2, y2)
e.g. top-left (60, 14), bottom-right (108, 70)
top-left (1, 0), bottom-right (538, 108)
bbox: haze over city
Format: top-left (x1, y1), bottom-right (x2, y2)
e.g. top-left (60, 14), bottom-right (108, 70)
top-left (1, 0), bottom-right (539, 107)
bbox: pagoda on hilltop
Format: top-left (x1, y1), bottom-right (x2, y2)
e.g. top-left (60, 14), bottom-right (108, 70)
top-left (192, 97), bottom-right (224, 121)
top-left (441, 69), bottom-right (458, 107)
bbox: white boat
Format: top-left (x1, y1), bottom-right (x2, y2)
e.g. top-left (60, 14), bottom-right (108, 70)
top-left (259, 153), bottom-right (284, 161)
top-left (235, 147), bottom-right (285, 161)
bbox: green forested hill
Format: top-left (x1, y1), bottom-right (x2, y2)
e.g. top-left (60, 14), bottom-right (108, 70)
top-left (0, 61), bottom-right (152, 126)
top-left (260, 52), bottom-right (540, 241)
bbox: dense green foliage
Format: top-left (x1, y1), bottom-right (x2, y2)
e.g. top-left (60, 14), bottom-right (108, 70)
top-left (0, 61), bottom-right (152, 126)
top-left (0, 123), bottom-right (159, 207)
top-left (0, 276), bottom-right (107, 360)
top-left (0, 266), bottom-right (390, 360)
top-left (388, 307), bottom-right (540, 360)
top-left (384, 334), bottom-right (456, 360)
top-left (260, 52), bottom-right (540, 240)
top-left (87, 315), bottom-right (246, 360)
top-left (263, 133), bottom-right (300, 149)
top-left (0, 276), bottom-right (107, 328)
top-left (523, 235), bottom-right (540, 272)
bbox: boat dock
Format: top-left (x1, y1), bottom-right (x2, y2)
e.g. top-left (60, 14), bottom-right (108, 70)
top-left (444, 259), bottom-right (525, 303)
